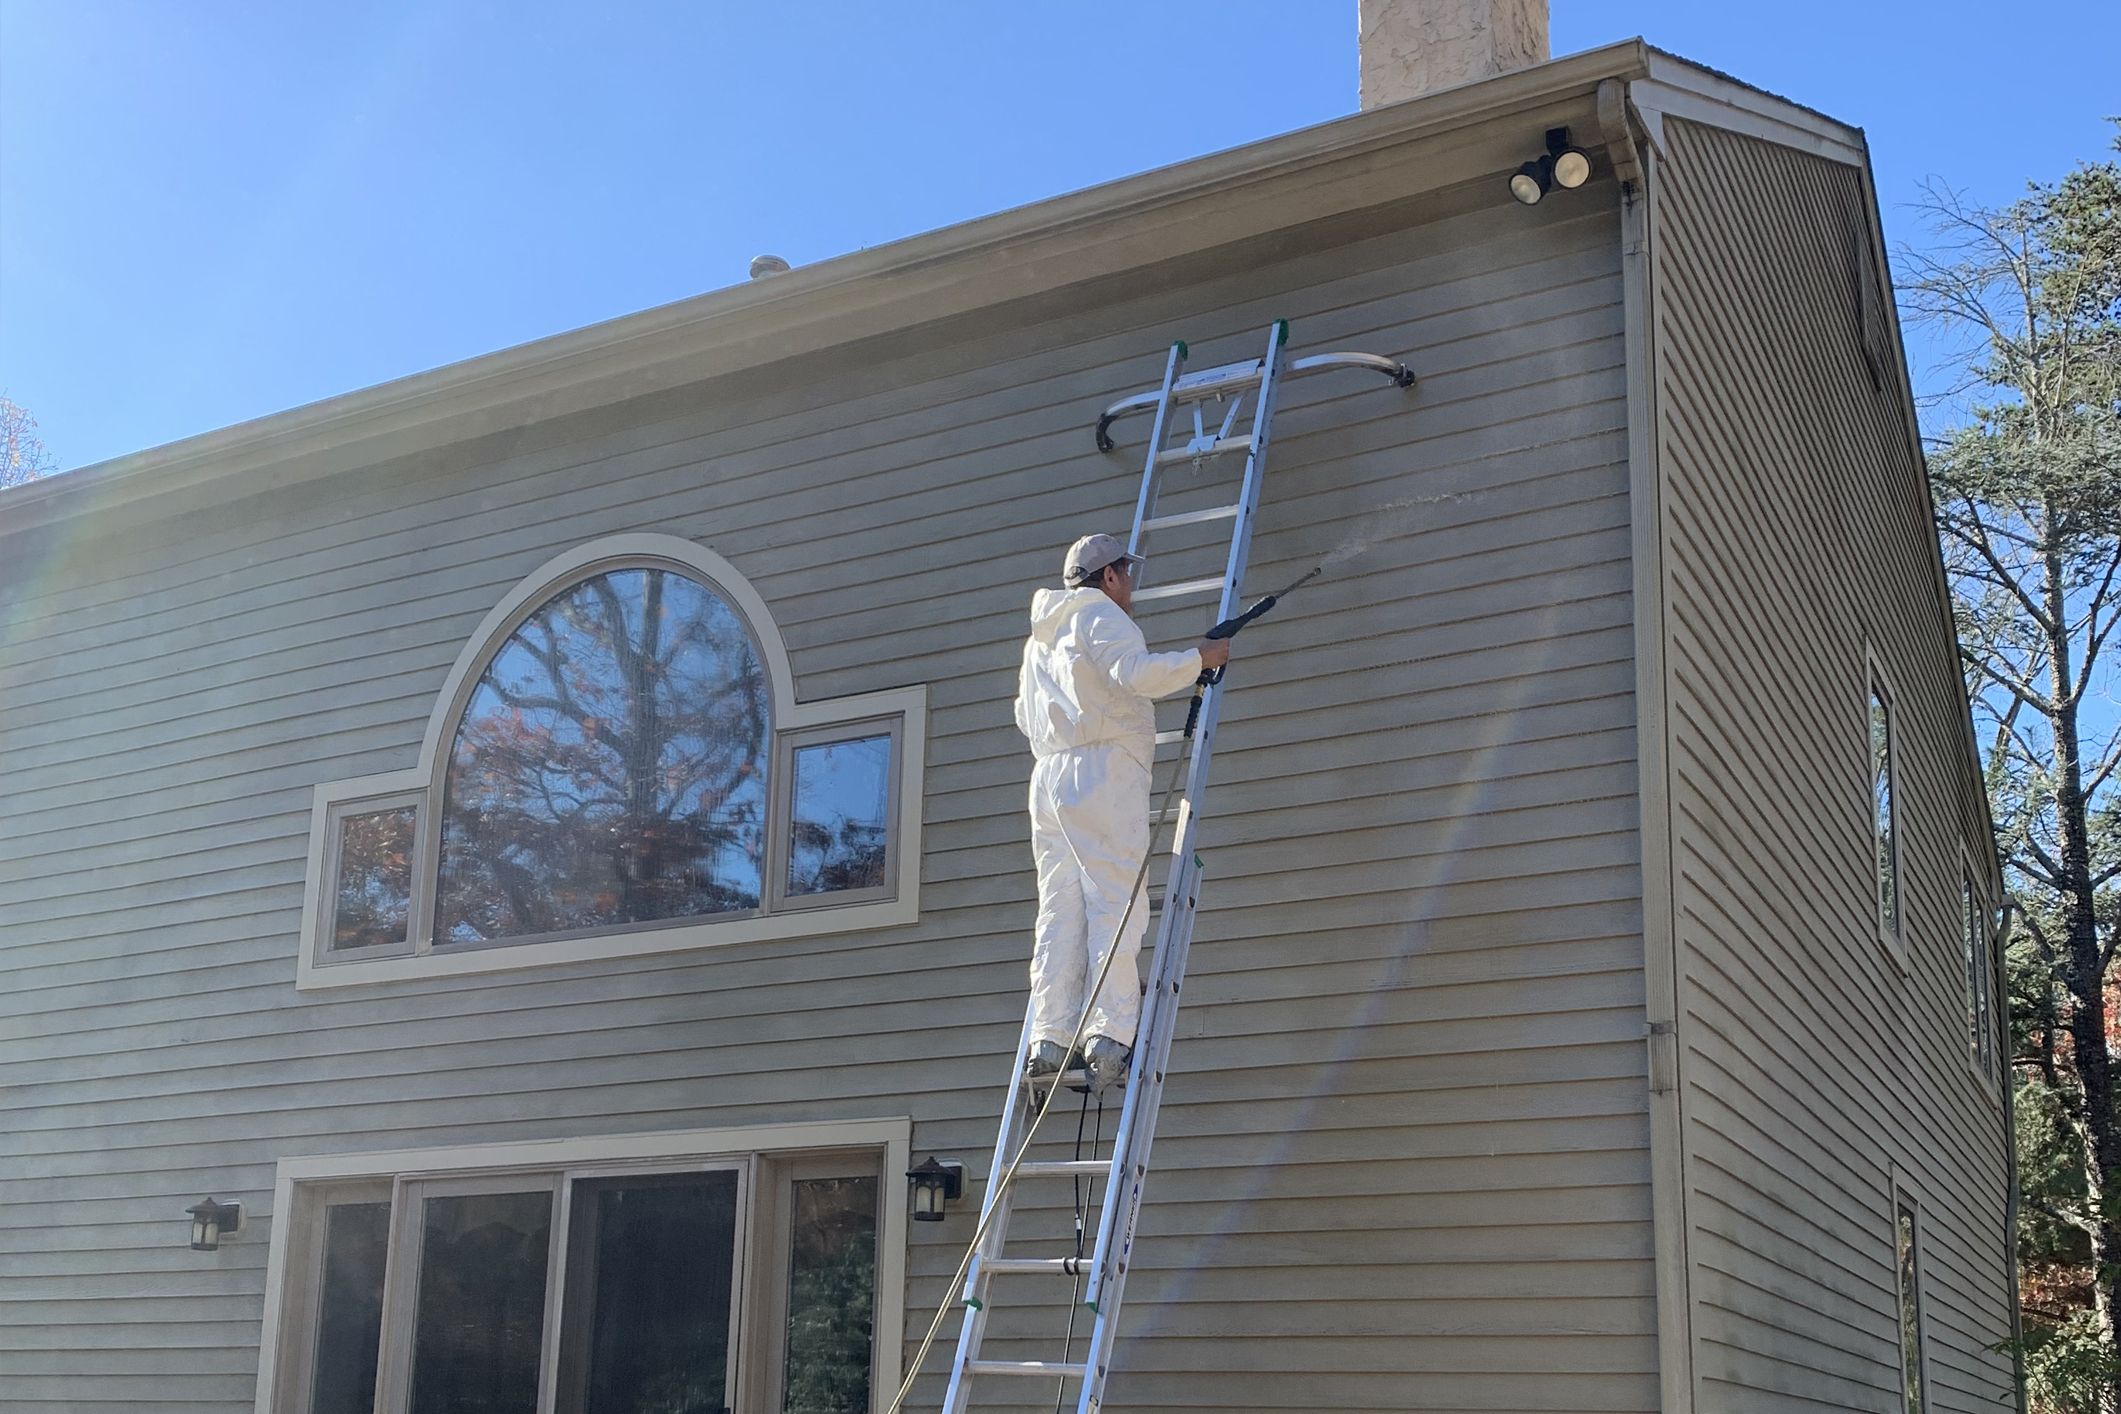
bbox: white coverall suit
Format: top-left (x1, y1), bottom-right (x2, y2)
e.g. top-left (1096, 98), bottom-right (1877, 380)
top-left (1014, 587), bottom-right (1203, 1050)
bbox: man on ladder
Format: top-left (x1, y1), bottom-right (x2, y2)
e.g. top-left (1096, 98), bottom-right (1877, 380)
top-left (1013, 532), bottom-right (1232, 1094)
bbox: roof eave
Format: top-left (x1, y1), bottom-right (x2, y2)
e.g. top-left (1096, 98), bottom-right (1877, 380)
top-left (0, 37), bottom-right (1653, 533)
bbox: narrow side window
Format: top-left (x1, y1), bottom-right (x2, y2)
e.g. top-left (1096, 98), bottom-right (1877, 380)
top-left (1895, 1196), bottom-right (1928, 1413)
top-left (1870, 676), bottom-right (1900, 948)
top-left (1963, 872), bottom-right (1984, 1070)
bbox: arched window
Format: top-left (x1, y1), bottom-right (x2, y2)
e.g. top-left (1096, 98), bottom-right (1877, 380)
top-left (434, 566), bottom-right (772, 944)
top-left (299, 535), bottom-right (924, 989)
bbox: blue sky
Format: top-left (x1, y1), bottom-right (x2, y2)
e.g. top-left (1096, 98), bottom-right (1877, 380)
top-left (2, 1), bottom-right (2116, 471)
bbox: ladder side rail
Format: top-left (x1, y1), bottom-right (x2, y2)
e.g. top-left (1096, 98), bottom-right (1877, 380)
top-left (941, 1004), bottom-right (1042, 1413)
top-left (1071, 871), bottom-right (1207, 1414)
top-left (1123, 343), bottom-right (1186, 573)
top-left (956, 1004), bottom-right (1039, 1303)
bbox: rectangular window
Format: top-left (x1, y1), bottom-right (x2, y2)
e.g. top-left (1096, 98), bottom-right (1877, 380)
top-left (327, 799), bottom-right (421, 953)
top-left (774, 721), bottom-right (900, 911)
top-left (1871, 676), bottom-right (1901, 949)
top-left (1964, 870), bottom-right (1998, 1080)
top-left (274, 1145), bottom-right (886, 1414)
top-left (1896, 1197), bottom-right (1928, 1413)
top-left (782, 1174), bottom-right (879, 1414)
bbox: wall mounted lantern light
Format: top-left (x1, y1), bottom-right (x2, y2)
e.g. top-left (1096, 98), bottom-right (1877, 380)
top-left (186, 1197), bottom-right (243, 1252)
top-left (1509, 127), bottom-right (1593, 206)
top-left (906, 1157), bottom-right (966, 1223)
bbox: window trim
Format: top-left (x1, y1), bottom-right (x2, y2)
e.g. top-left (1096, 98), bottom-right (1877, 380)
top-left (749, 1151), bottom-right (887, 1414)
top-left (254, 1117), bottom-right (912, 1414)
top-left (276, 1180), bottom-right (393, 1414)
top-left (374, 1169), bottom-right (567, 1414)
top-left (1867, 653), bottom-right (1905, 969)
top-left (295, 535), bottom-right (926, 990)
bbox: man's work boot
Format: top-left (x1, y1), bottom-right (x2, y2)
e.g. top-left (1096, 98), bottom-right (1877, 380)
top-left (1084, 1035), bottom-right (1132, 1095)
top-left (1024, 1040), bottom-right (1072, 1079)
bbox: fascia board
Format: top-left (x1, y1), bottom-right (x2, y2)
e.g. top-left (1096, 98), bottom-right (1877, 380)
top-left (0, 40), bottom-right (1652, 534)
top-left (1634, 49), bottom-right (1865, 167)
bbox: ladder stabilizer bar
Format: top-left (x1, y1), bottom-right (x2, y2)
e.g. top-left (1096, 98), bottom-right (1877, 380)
top-left (1096, 350), bottom-right (1414, 451)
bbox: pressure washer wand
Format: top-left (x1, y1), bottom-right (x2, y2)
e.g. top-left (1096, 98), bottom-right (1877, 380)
top-left (1182, 565), bottom-right (1325, 737)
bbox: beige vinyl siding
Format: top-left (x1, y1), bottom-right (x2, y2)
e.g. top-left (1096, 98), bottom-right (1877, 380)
top-left (1, 188), bottom-right (1648, 1412)
top-left (1647, 117), bottom-right (2014, 1410)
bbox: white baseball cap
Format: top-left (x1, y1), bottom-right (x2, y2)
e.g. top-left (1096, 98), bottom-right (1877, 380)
top-left (1063, 533), bottom-right (1142, 586)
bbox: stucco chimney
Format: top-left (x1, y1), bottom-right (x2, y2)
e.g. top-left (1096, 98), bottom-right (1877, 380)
top-left (1359, 0), bottom-right (1550, 109)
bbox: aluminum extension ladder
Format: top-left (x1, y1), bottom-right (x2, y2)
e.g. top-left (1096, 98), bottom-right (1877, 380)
top-left (939, 322), bottom-right (1414, 1414)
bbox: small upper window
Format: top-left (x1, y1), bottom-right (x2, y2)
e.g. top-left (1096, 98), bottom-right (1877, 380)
top-left (785, 731), bottom-right (895, 902)
top-left (434, 567), bottom-right (771, 945)
top-left (1870, 675), bottom-right (1901, 948)
top-left (329, 804), bottom-right (418, 952)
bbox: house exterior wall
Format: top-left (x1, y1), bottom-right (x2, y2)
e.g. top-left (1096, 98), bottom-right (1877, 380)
top-left (1644, 116), bottom-right (2017, 1409)
top-left (0, 184), bottom-right (1654, 1412)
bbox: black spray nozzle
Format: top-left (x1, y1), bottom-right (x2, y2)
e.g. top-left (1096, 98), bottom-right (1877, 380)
top-left (1206, 595), bottom-right (1276, 643)
top-left (1204, 567), bottom-right (1321, 643)
top-left (1183, 567), bottom-right (1326, 740)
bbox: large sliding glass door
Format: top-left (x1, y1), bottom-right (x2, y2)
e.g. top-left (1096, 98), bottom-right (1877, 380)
top-left (279, 1149), bottom-right (878, 1414)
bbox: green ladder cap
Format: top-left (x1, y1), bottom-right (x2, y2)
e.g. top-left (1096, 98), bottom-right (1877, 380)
top-left (963, 1296), bottom-right (984, 1311)
top-left (1173, 339), bottom-right (1188, 359)
top-left (1273, 319), bottom-right (1290, 346)
top-left (1193, 853), bottom-right (1205, 870)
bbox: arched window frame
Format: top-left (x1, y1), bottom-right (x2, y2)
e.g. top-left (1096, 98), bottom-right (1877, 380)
top-left (297, 534), bottom-right (925, 990)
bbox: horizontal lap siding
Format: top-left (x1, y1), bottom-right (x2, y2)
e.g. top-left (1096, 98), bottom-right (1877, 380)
top-left (0, 191), bottom-right (1650, 1412)
top-left (1650, 118), bottom-right (2014, 1410)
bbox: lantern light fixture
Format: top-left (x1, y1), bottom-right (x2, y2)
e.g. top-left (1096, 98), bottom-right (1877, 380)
top-left (186, 1197), bottom-right (243, 1252)
top-left (906, 1157), bottom-right (965, 1223)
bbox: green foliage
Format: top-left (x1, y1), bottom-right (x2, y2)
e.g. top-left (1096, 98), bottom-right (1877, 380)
top-left (1911, 120), bottom-right (2121, 1407)
top-left (2004, 1312), bottom-right (2121, 1414)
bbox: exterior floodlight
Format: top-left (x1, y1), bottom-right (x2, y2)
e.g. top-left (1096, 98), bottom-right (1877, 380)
top-left (1547, 127), bottom-right (1592, 189)
top-left (1512, 128), bottom-right (1592, 206)
top-left (907, 1157), bottom-right (965, 1223)
top-left (1509, 159), bottom-right (1550, 205)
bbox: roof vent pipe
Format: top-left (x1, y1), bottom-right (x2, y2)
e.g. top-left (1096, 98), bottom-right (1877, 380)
top-left (748, 254), bottom-right (792, 279)
top-left (1358, 0), bottom-right (1550, 109)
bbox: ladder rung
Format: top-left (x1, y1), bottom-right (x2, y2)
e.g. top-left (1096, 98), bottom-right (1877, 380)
top-left (1170, 357), bottom-right (1266, 399)
top-left (967, 1360), bottom-right (1089, 1381)
top-left (1141, 503), bottom-right (1241, 533)
top-left (1015, 1160), bottom-right (1110, 1179)
top-left (1154, 728), bottom-right (1188, 747)
top-left (1154, 434), bottom-right (1253, 467)
top-left (1133, 576), bottom-right (1225, 604)
top-left (983, 1256), bottom-right (1089, 1276)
